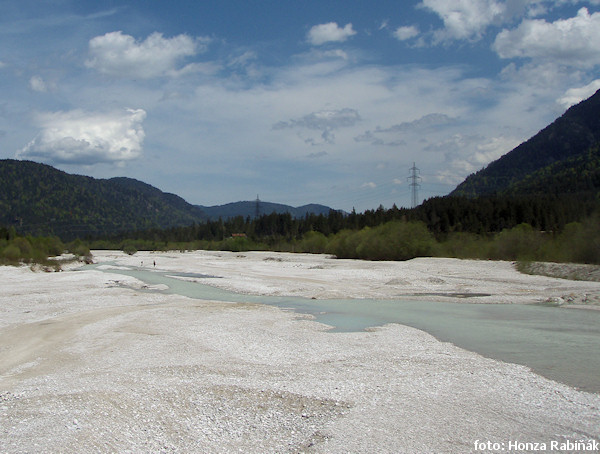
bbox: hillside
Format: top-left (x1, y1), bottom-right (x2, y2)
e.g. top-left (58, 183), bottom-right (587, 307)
top-left (197, 201), bottom-right (334, 221)
top-left (0, 159), bottom-right (207, 239)
top-left (452, 89), bottom-right (600, 197)
top-left (0, 160), bottom-right (338, 240)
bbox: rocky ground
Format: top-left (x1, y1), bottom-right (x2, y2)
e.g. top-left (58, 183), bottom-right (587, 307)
top-left (1, 251), bottom-right (599, 453)
top-left (519, 261), bottom-right (600, 283)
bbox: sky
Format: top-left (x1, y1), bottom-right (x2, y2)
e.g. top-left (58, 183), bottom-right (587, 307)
top-left (1, 0), bottom-right (600, 212)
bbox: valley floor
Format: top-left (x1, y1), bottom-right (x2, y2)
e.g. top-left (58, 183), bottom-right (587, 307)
top-left (1, 251), bottom-right (599, 453)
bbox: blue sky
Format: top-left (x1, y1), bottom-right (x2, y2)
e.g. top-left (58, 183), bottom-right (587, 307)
top-left (1, 0), bottom-right (600, 211)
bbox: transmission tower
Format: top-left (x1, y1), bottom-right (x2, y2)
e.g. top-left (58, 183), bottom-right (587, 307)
top-left (255, 194), bottom-right (260, 219)
top-left (407, 162), bottom-right (421, 208)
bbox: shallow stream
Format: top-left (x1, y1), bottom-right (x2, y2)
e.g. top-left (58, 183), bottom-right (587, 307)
top-left (86, 264), bottom-right (600, 394)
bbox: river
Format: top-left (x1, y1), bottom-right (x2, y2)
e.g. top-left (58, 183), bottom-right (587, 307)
top-left (85, 264), bottom-right (600, 394)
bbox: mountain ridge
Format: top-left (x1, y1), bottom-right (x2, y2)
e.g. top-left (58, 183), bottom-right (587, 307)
top-left (451, 89), bottom-right (600, 197)
top-left (196, 201), bottom-right (335, 221)
top-left (0, 159), bottom-right (338, 239)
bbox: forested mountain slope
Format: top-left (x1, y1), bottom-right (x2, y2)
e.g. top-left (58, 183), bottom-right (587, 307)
top-left (452, 89), bottom-right (600, 197)
top-left (0, 159), bottom-right (206, 239)
top-left (0, 160), bottom-right (339, 239)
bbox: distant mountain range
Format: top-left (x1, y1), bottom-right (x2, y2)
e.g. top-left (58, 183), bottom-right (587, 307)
top-left (452, 89), bottom-right (600, 197)
top-left (0, 159), bottom-right (337, 239)
top-left (197, 201), bottom-right (333, 221)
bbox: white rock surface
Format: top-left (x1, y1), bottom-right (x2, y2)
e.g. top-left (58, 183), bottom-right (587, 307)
top-left (1, 251), bottom-right (599, 453)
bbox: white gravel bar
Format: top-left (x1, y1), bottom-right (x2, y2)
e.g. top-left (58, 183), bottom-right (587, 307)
top-left (1, 250), bottom-right (599, 453)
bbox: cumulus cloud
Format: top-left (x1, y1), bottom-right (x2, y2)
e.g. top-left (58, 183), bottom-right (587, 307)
top-left (85, 31), bottom-right (208, 78)
top-left (307, 22), bottom-right (356, 45)
top-left (557, 79), bottom-right (600, 108)
top-left (394, 25), bottom-right (420, 41)
top-left (17, 108), bottom-right (146, 165)
top-left (493, 8), bottom-right (600, 67)
top-left (419, 0), bottom-right (508, 41)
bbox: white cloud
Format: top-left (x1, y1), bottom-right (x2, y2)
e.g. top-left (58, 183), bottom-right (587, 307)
top-left (557, 79), bottom-right (600, 108)
top-left (85, 31), bottom-right (207, 78)
top-left (29, 75), bottom-right (48, 92)
top-left (17, 108), bottom-right (146, 165)
top-left (420, 0), bottom-right (508, 41)
top-left (494, 8), bottom-right (600, 67)
top-left (432, 134), bottom-right (523, 183)
top-left (307, 22), bottom-right (356, 45)
top-left (394, 25), bottom-right (420, 41)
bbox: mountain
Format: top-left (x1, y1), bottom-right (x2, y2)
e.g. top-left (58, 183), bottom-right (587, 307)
top-left (0, 159), bottom-right (207, 239)
top-left (0, 159), bottom-right (339, 240)
top-left (452, 89), bottom-right (600, 197)
top-left (196, 201), bottom-right (335, 221)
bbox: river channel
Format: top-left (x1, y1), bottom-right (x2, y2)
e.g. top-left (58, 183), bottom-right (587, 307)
top-left (85, 264), bottom-right (600, 394)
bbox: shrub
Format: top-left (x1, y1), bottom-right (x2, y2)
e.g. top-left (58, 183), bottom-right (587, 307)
top-left (489, 223), bottom-right (546, 261)
top-left (12, 237), bottom-right (33, 258)
top-left (1, 244), bottom-right (21, 262)
top-left (435, 232), bottom-right (491, 259)
top-left (326, 229), bottom-right (361, 258)
top-left (552, 215), bottom-right (600, 264)
top-left (326, 221), bottom-right (434, 261)
top-left (359, 220), bottom-right (434, 261)
top-left (122, 243), bottom-right (138, 255)
top-left (298, 231), bottom-right (328, 254)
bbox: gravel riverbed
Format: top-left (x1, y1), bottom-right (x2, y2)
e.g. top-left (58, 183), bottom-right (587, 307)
top-left (1, 251), bottom-right (599, 453)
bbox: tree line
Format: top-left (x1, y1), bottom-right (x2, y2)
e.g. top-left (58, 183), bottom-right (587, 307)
top-left (84, 193), bottom-right (599, 264)
top-left (2, 192), bottom-right (599, 266)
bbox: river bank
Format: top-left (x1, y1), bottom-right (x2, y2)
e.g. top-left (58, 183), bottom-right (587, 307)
top-left (93, 250), bottom-right (600, 307)
top-left (1, 251), bottom-right (599, 453)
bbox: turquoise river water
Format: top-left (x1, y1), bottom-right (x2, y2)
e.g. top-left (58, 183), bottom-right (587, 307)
top-left (86, 264), bottom-right (600, 394)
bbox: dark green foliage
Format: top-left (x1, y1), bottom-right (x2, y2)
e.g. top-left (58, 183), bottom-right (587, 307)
top-left (298, 231), bottom-right (328, 254)
top-left (0, 232), bottom-right (66, 266)
top-left (122, 243), bottom-right (138, 256)
top-left (0, 159), bottom-right (207, 240)
top-left (408, 194), bottom-right (598, 234)
top-left (488, 223), bottom-right (545, 261)
top-left (325, 221), bottom-right (434, 261)
top-left (545, 214), bottom-right (600, 264)
top-left (0, 159), bottom-right (339, 241)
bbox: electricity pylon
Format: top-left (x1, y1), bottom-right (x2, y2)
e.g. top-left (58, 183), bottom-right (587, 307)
top-left (407, 162), bottom-right (421, 208)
